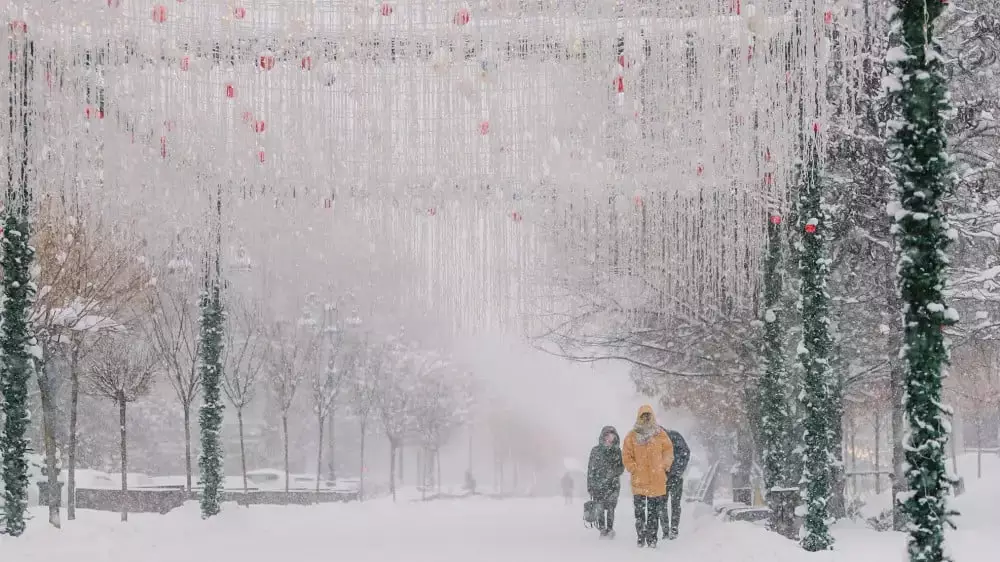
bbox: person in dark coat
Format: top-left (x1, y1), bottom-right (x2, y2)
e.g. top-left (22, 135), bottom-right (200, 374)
top-left (587, 426), bottom-right (624, 538)
top-left (659, 428), bottom-right (690, 539)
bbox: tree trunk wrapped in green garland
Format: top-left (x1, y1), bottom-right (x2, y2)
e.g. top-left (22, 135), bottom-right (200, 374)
top-left (1, 37), bottom-right (36, 538)
top-left (885, 2), bottom-right (958, 561)
top-left (198, 277), bottom-right (225, 518)
top-left (796, 130), bottom-right (835, 552)
top-left (759, 212), bottom-right (797, 539)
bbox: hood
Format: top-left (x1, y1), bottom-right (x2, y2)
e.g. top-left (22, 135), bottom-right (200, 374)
top-left (635, 404), bottom-right (656, 424)
top-left (598, 425), bottom-right (620, 446)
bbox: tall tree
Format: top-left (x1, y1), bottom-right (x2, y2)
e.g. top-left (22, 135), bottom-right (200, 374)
top-left (197, 276), bottom-right (225, 518)
top-left (1, 34), bottom-right (36, 538)
top-left (886, 2), bottom-right (959, 561)
top-left (797, 128), bottom-right (835, 552)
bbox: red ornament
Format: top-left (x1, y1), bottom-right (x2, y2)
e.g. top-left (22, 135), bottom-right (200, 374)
top-left (301, 56), bottom-right (312, 70)
top-left (259, 55), bottom-right (275, 70)
top-left (152, 5), bottom-right (167, 23)
top-left (107, 0), bottom-right (120, 7)
top-left (764, 172), bottom-right (773, 185)
top-left (813, 122), bottom-right (820, 133)
top-left (732, 0), bottom-right (741, 15)
top-left (253, 120), bottom-right (266, 133)
top-left (160, 136), bottom-right (167, 158)
top-left (614, 76), bottom-right (624, 92)
top-left (824, 11), bottom-right (833, 24)
top-left (696, 164), bottom-right (704, 176)
top-left (805, 223), bottom-right (817, 234)
top-left (258, 151), bottom-right (265, 163)
top-left (84, 106), bottom-right (94, 119)
top-left (226, 84), bottom-right (236, 98)
top-left (764, 148), bottom-right (772, 162)
top-left (618, 55), bottom-right (629, 68)
top-left (770, 215), bottom-right (781, 225)
top-left (747, 45), bottom-right (754, 62)
top-left (234, 7), bottom-right (246, 19)
top-left (180, 56), bottom-right (189, 70)
top-left (8, 20), bottom-right (27, 33)
top-left (453, 8), bottom-right (471, 26)
top-left (511, 211), bottom-right (522, 222)
top-left (479, 121), bottom-right (489, 135)
top-left (380, 3), bottom-right (393, 16)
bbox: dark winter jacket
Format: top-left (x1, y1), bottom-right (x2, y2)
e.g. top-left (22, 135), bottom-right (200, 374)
top-left (587, 426), bottom-right (624, 502)
top-left (663, 428), bottom-right (690, 477)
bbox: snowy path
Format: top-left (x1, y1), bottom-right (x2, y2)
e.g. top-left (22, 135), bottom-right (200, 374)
top-left (1, 490), bottom-right (994, 562)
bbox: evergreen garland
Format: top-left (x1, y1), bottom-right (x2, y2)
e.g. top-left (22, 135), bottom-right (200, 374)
top-left (796, 131), bottom-right (835, 552)
top-left (197, 278), bottom-right (225, 518)
top-left (886, 2), bottom-right (958, 561)
top-left (759, 213), bottom-right (793, 493)
top-left (0, 214), bottom-right (37, 537)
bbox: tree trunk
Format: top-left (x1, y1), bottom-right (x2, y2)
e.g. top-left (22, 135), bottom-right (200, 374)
top-left (976, 418), bottom-right (982, 479)
top-left (436, 448), bottom-right (442, 494)
top-left (398, 446), bottom-right (404, 484)
top-left (120, 395), bottom-right (128, 522)
top-left (316, 412), bottom-right (325, 492)
top-left (327, 409), bottom-right (336, 481)
top-left (389, 441), bottom-right (397, 502)
top-left (874, 407), bottom-right (882, 495)
top-left (282, 414), bottom-right (290, 493)
top-left (238, 408), bottom-right (248, 494)
top-left (67, 343), bottom-right (81, 520)
top-left (36, 357), bottom-right (61, 529)
top-left (358, 422), bottom-right (366, 501)
top-left (890, 363), bottom-right (907, 531)
top-left (183, 403), bottom-right (193, 492)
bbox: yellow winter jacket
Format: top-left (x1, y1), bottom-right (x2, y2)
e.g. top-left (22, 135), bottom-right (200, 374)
top-left (622, 405), bottom-right (674, 497)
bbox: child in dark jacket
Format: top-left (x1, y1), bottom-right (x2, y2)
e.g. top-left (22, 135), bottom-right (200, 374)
top-left (587, 426), bottom-right (624, 538)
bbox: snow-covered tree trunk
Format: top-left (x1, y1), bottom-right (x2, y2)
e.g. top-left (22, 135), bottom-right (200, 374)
top-left (197, 281), bottom-right (225, 518)
top-left (797, 130), bottom-right (835, 552)
top-left (886, 1), bottom-right (958, 560)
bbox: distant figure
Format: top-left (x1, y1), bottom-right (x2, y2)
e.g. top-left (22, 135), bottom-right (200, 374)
top-left (623, 405), bottom-right (674, 549)
top-left (561, 472), bottom-right (574, 504)
top-left (587, 426), bottom-right (624, 538)
top-left (659, 428), bottom-right (690, 539)
top-left (464, 470), bottom-right (477, 495)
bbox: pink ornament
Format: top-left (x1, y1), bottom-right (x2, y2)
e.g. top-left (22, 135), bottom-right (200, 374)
top-left (258, 151), bottom-right (265, 163)
top-left (8, 20), bottom-right (27, 33)
top-left (764, 172), bottom-right (773, 185)
top-left (428, 208), bottom-right (437, 216)
top-left (614, 76), bottom-right (624, 92)
top-left (242, 111), bottom-right (253, 122)
top-left (824, 11), bottom-right (833, 24)
top-left (234, 7), bottom-right (246, 19)
top-left (618, 55), bottom-right (629, 68)
top-left (301, 56), bottom-right (312, 70)
top-left (479, 121), bottom-right (489, 135)
top-left (770, 215), bottom-right (781, 225)
top-left (453, 8), bottom-right (471, 26)
top-left (380, 3), bottom-right (393, 16)
top-left (634, 195), bottom-right (643, 207)
top-left (180, 56), bottom-right (189, 70)
top-left (160, 136), bottom-right (167, 158)
top-left (511, 211), bottom-right (522, 222)
top-left (805, 223), bottom-right (817, 234)
top-left (324, 198), bottom-right (333, 209)
top-left (813, 122), bottom-right (820, 133)
top-left (253, 120), bottom-right (266, 133)
top-left (107, 0), bottom-right (120, 7)
top-left (152, 5), bottom-right (167, 23)
top-left (731, 0), bottom-right (741, 15)
top-left (259, 55), bottom-right (275, 70)
top-left (764, 148), bottom-right (772, 162)
top-left (226, 84), bottom-right (236, 98)
top-left (696, 164), bottom-right (704, 176)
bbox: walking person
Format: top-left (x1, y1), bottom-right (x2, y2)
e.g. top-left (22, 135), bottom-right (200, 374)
top-left (587, 426), bottom-right (624, 538)
top-left (622, 405), bottom-right (674, 548)
top-left (561, 472), bottom-right (574, 504)
top-left (659, 428), bottom-right (690, 539)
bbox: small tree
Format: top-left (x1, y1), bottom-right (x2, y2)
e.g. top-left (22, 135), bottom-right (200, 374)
top-left (145, 281), bottom-right (201, 491)
top-left (375, 342), bottom-right (419, 501)
top-left (950, 341), bottom-right (1000, 479)
top-left (84, 337), bottom-right (156, 522)
top-left (221, 298), bottom-right (266, 493)
top-left (268, 317), bottom-right (318, 492)
top-left (411, 363), bottom-right (470, 499)
top-left (350, 340), bottom-right (381, 501)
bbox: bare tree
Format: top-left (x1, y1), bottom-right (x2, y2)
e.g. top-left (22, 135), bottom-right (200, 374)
top-left (410, 363), bottom-right (470, 499)
top-left (375, 343), bottom-right (418, 501)
top-left (145, 281), bottom-right (201, 491)
top-left (84, 337), bottom-right (156, 522)
top-left (220, 298), bottom-right (267, 493)
top-left (268, 317), bottom-right (319, 492)
top-left (30, 196), bottom-right (151, 521)
top-left (311, 314), bottom-right (355, 492)
top-left (350, 339), bottom-right (381, 501)
top-left (950, 340), bottom-right (1000, 478)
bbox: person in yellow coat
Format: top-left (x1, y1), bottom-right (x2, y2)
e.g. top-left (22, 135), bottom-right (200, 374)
top-left (622, 405), bottom-right (674, 548)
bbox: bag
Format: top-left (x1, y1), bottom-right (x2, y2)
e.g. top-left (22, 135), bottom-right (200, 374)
top-left (583, 500), bottom-right (601, 526)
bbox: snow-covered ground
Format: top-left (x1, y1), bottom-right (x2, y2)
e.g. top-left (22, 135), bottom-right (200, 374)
top-left (2, 457), bottom-right (995, 562)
